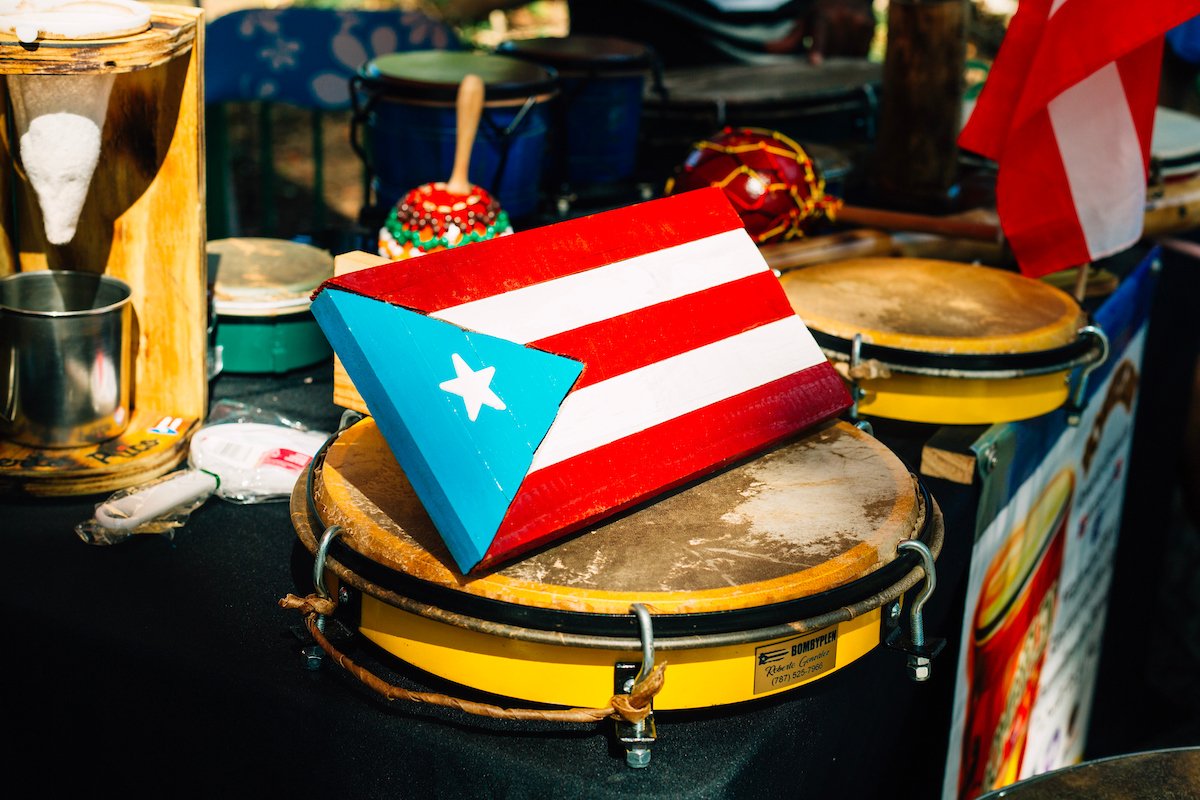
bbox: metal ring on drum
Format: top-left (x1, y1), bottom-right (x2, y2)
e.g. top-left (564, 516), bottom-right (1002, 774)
top-left (778, 258), bottom-right (1110, 426)
top-left (290, 415), bottom-right (945, 712)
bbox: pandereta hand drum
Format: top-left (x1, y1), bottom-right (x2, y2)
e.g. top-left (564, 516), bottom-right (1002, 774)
top-left (350, 52), bottom-right (558, 221)
top-left (778, 258), bottom-right (1109, 425)
top-left (497, 36), bottom-right (654, 191)
top-left (208, 238), bottom-right (333, 374)
top-left (639, 59), bottom-right (882, 185)
top-left (291, 417), bottom-right (943, 710)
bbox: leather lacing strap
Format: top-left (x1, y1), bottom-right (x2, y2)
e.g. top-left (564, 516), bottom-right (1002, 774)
top-left (279, 593), bottom-right (666, 725)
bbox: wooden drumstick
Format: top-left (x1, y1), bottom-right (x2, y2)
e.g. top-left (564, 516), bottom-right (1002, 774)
top-left (812, 171), bottom-right (1200, 250)
top-left (830, 204), bottom-right (1002, 243)
top-left (760, 229), bottom-right (898, 271)
top-left (446, 73), bottom-right (484, 196)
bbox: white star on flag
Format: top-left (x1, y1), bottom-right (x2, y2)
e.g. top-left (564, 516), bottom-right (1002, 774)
top-left (439, 353), bottom-right (506, 422)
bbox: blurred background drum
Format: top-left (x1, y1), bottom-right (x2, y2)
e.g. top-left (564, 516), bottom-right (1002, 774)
top-left (208, 238), bottom-right (333, 375)
top-left (498, 35), bottom-right (656, 205)
top-left (778, 258), bottom-right (1109, 425)
top-left (638, 59), bottom-right (882, 194)
top-left (292, 416), bottom-right (942, 712)
top-left (1150, 105), bottom-right (1200, 185)
top-left (351, 51), bottom-right (558, 224)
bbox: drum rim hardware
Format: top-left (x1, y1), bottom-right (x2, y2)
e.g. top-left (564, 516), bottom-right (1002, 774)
top-left (299, 417), bottom-right (943, 649)
top-left (838, 324), bottom-right (1110, 427)
top-left (821, 325), bottom-right (1108, 380)
top-left (284, 413), bottom-right (946, 758)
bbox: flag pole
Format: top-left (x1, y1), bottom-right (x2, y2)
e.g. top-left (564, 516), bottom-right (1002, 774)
top-left (1072, 262), bottom-right (1091, 303)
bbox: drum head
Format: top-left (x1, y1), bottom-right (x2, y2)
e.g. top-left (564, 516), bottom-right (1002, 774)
top-left (209, 238), bottom-right (332, 317)
top-left (647, 59), bottom-right (882, 110)
top-left (500, 35), bottom-right (652, 71)
top-left (779, 258), bottom-right (1085, 355)
top-left (308, 417), bottom-right (925, 623)
top-left (361, 51), bottom-right (557, 103)
top-left (1152, 106), bottom-right (1200, 182)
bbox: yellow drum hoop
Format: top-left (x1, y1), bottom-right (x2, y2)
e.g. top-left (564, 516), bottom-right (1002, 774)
top-left (853, 373), bottom-right (1073, 425)
top-left (289, 419), bottom-right (945, 709)
top-left (291, 477), bottom-right (944, 709)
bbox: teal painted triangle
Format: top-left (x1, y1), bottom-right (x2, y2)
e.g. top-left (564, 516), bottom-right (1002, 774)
top-left (311, 288), bottom-right (582, 572)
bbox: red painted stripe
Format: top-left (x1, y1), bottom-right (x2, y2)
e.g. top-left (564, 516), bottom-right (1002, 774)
top-left (531, 271), bottom-right (797, 389)
top-left (476, 362), bottom-right (851, 571)
top-left (996, 108), bottom-right (1092, 277)
top-left (319, 188), bottom-right (746, 313)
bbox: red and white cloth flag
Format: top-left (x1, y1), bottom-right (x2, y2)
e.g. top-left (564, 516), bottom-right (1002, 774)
top-left (959, 0), bottom-right (1200, 278)
top-left (313, 188), bottom-right (850, 572)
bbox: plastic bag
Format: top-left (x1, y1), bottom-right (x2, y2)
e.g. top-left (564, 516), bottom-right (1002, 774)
top-left (77, 399), bottom-right (331, 545)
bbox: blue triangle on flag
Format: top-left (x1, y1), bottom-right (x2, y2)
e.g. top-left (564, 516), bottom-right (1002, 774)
top-left (311, 288), bottom-right (583, 572)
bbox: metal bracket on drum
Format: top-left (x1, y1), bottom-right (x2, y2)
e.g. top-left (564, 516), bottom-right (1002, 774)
top-left (303, 524), bottom-right (344, 671)
top-left (1064, 325), bottom-right (1110, 427)
top-left (613, 603), bottom-right (658, 769)
top-left (885, 539), bottom-right (945, 682)
top-left (846, 333), bottom-right (874, 435)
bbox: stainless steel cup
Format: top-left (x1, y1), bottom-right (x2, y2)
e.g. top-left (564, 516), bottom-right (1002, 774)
top-left (0, 271), bottom-right (133, 448)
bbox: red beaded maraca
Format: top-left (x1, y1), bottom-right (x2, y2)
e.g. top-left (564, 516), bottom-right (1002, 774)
top-left (378, 73), bottom-right (512, 260)
top-left (667, 126), bottom-right (1002, 251)
top-left (666, 127), bottom-right (843, 245)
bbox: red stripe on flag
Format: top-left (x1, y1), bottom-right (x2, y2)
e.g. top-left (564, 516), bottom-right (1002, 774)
top-left (996, 109), bottom-right (1091, 277)
top-left (531, 271), bottom-right (797, 389)
top-left (320, 188), bottom-right (746, 313)
top-left (1117, 37), bottom-right (1166, 174)
top-left (476, 362), bottom-right (850, 571)
top-left (1011, 0), bottom-right (1200, 134)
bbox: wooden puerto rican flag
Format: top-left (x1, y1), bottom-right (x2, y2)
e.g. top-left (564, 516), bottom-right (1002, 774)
top-left (311, 188), bottom-right (850, 573)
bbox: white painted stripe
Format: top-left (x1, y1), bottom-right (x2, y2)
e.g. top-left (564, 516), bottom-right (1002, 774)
top-left (527, 316), bottom-right (826, 472)
top-left (430, 229), bottom-right (767, 343)
top-left (1049, 0), bottom-right (1070, 17)
top-left (1049, 62), bottom-right (1145, 260)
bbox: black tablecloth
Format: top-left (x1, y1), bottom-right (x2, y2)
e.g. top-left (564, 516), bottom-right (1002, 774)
top-left (5, 362), bottom-right (981, 798)
top-left (5, 240), bottom-right (1195, 798)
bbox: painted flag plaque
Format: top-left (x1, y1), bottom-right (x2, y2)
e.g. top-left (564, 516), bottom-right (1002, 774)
top-left (311, 188), bottom-right (851, 573)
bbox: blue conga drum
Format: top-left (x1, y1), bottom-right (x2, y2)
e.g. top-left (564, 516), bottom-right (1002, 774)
top-left (498, 36), bottom-right (655, 194)
top-left (351, 51), bottom-right (558, 222)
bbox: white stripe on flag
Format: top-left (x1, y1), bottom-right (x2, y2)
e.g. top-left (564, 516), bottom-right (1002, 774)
top-left (527, 316), bottom-right (825, 472)
top-left (1048, 61), bottom-right (1146, 261)
top-left (431, 229), bottom-right (766, 343)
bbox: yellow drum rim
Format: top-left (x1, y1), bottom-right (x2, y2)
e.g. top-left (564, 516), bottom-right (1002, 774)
top-left (291, 477), bottom-right (945, 709)
top-left (856, 373), bottom-right (1072, 425)
top-left (779, 258), bottom-right (1086, 355)
top-left (357, 601), bottom-right (884, 710)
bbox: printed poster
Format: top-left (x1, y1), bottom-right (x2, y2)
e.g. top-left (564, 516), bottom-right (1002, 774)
top-left (942, 251), bottom-right (1157, 799)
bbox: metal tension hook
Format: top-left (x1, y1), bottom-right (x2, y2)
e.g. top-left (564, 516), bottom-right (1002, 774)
top-left (888, 539), bottom-right (946, 682)
top-left (304, 525), bottom-right (343, 670)
top-left (615, 602), bottom-right (658, 769)
top-left (1065, 325), bottom-right (1110, 427)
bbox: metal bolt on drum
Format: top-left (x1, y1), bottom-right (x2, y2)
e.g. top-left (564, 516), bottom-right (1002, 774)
top-left (615, 603), bottom-right (658, 769)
